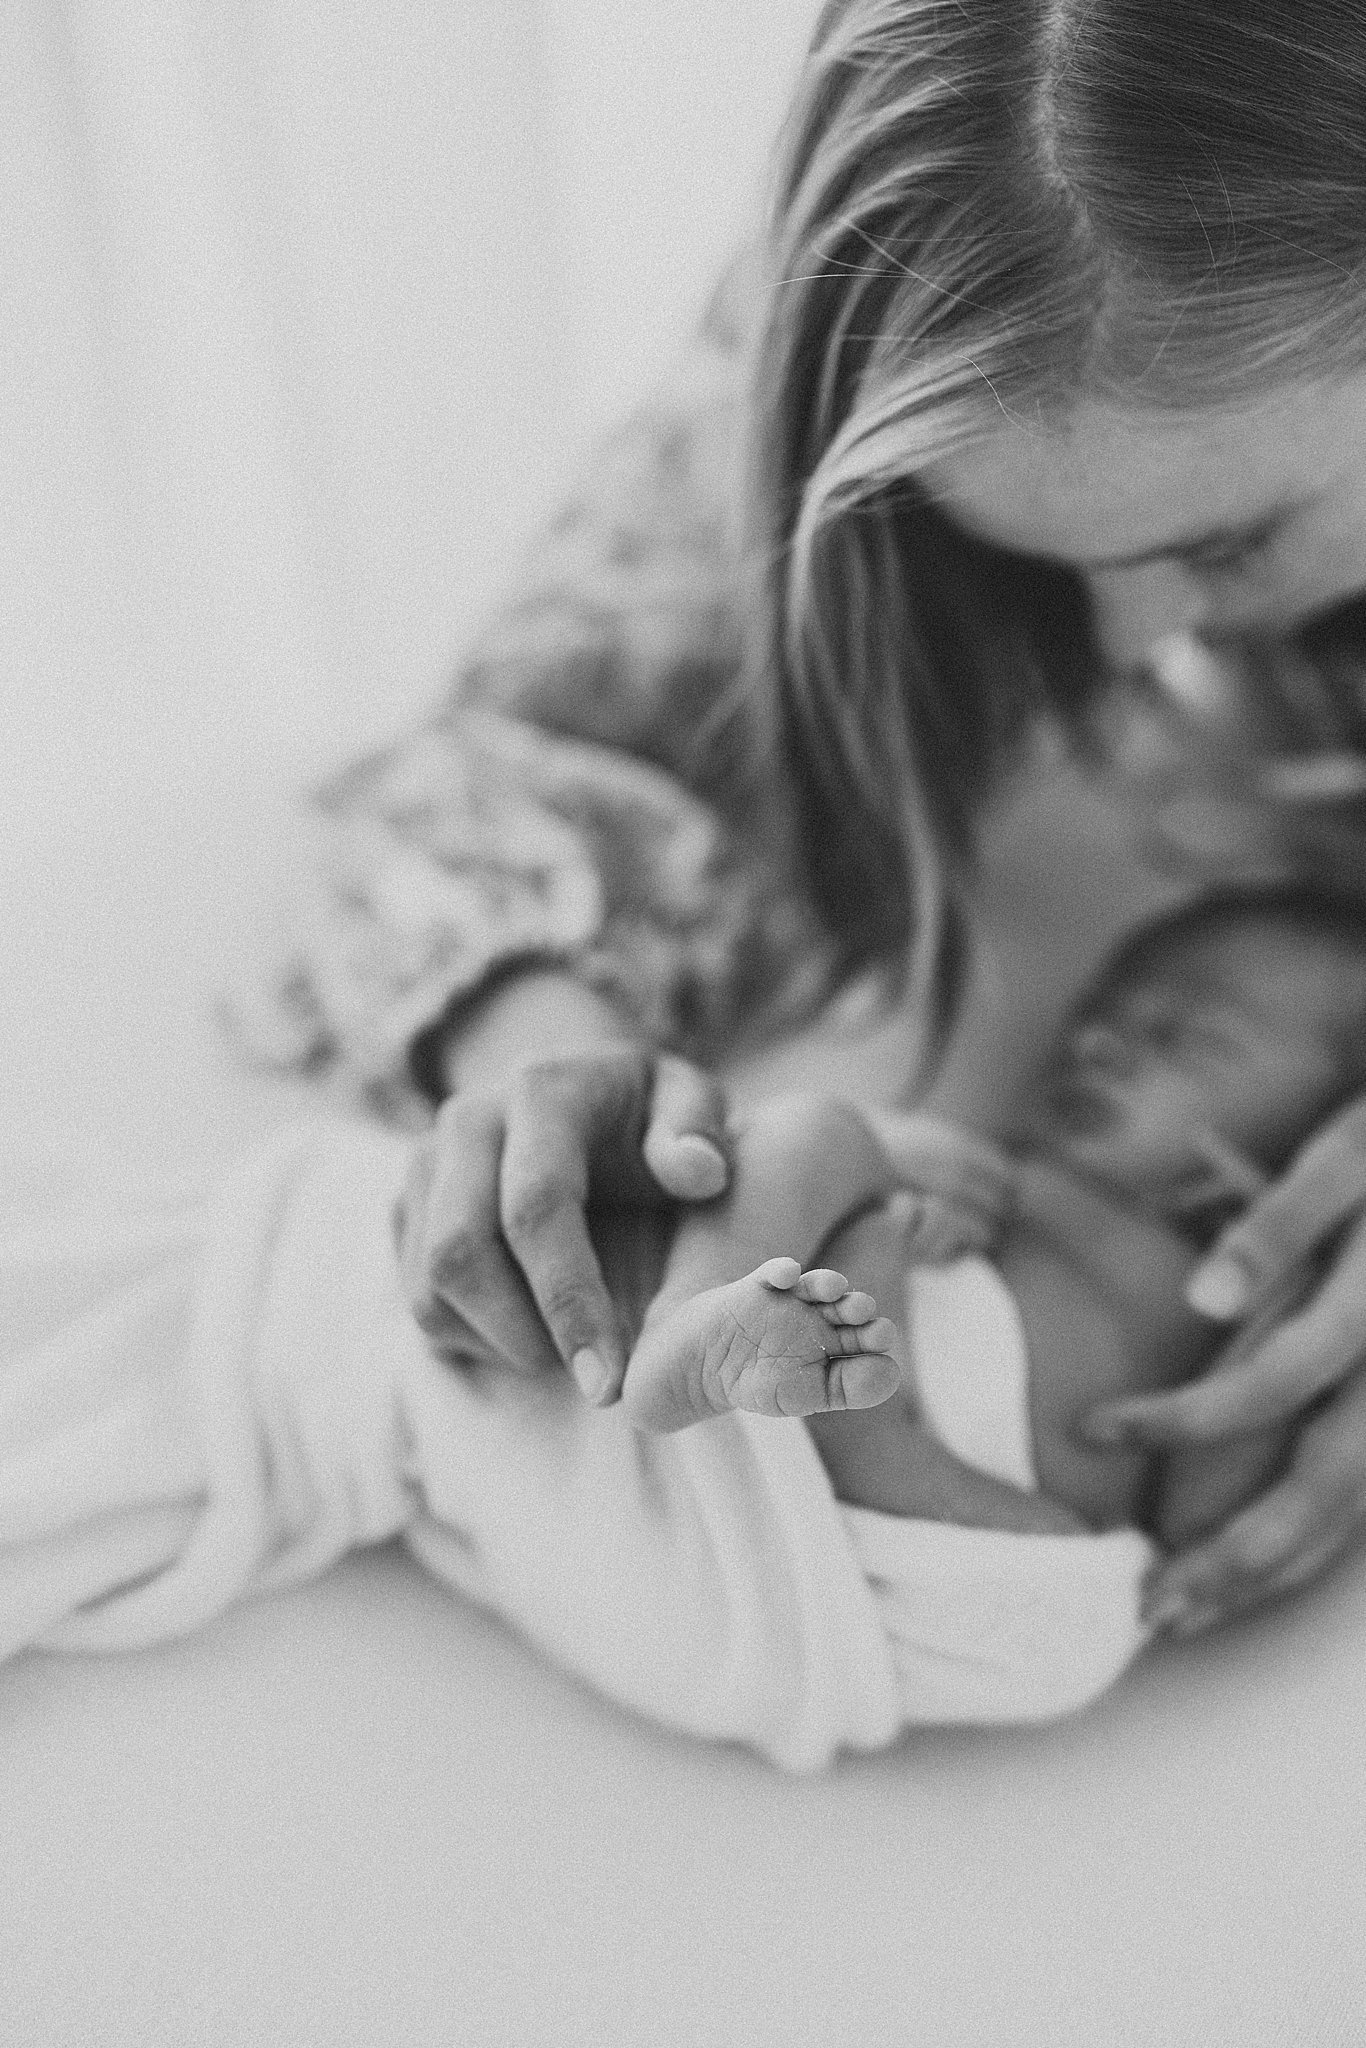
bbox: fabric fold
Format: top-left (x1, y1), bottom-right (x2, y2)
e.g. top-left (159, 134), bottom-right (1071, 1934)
top-left (0, 1121), bottom-right (901, 1769)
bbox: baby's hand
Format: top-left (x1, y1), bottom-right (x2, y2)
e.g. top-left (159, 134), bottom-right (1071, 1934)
top-left (620, 1258), bottom-right (902, 1433)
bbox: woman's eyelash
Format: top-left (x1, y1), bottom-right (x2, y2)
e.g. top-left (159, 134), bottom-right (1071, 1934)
top-left (1184, 528), bottom-right (1275, 577)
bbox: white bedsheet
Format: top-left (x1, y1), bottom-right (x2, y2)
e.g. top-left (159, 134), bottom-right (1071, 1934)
top-left (6, 776), bottom-right (1366, 2048)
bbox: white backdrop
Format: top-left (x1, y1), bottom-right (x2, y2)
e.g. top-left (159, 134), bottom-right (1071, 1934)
top-left (3, 0), bottom-right (820, 856)
top-left (8, 11), bottom-right (1366, 2046)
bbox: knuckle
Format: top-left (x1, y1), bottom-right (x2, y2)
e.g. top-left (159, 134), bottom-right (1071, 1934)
top-left (539, 1285), bottom-right (599, 1351)
top-left (429, 1222), bottom-right (492, 1293)
top-left (504, 1177), bottom-right (574, 1244)
top-left (519, 1050), bottom-right (628, 1107)
top-left (516, 1057), bottom-right (579, 1103)
top-left (409, 1294), bottom-right (454, 1340)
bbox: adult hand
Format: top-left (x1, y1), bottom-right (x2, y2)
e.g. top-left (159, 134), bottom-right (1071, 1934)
top-left (393, 1046), bottom-right (730, 1407)
top-left (1085, 1094), bottom-right (1366, 1634)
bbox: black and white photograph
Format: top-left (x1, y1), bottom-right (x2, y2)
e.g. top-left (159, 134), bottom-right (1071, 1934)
top-left (4, 3), bottom-right (1366, 2042)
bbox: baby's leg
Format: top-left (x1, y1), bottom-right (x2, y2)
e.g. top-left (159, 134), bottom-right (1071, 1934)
top-left (621, 1260), bottom-right (902, 1433)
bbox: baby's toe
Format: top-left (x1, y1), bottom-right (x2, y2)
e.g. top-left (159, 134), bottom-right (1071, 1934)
top-left (820, 1288), bottom-right (879, 1327)
top-left (857, 1314), bottom-right (902, 1358)
top-left (830, 1351), bottom-right (902, 1409)
top-left (794, 1267), bottom-right (849, 1304)
top-left (826, 1314), bottom-right (902, 1357)
top-left (756, 1256), bottom-right (802, 1290)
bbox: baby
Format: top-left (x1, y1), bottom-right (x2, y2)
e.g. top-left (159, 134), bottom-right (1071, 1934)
top-left (4, 880), bottom-right (1364, 1768)
top-left (613, 881), bottom-right (1366, 1551)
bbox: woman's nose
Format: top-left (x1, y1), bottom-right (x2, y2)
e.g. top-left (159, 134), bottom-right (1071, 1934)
top-left (1085, 563), bottom-right (1205, 671)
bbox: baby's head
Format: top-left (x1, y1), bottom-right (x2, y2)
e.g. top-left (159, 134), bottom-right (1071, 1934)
top-left (1019, 884), bottom-right (1366, 1236)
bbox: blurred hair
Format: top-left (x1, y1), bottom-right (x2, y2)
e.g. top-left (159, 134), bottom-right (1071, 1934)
top-left (743, 0), bottom-right (1366, 1059)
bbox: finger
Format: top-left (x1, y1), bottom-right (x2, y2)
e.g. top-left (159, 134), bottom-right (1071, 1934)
top-left (1188, 1101), bottom-right (1366, 1320)
top-left (500, 1089), bottom-right (628, 1403)
top-left (414, 1100), bottom-right (562, 1377)
top-left (641, 1055), bottom-right (731, 1201)
top-left (1143, 1366), bottom-right (1366, 1633)
top-left (1143, 1478), bottom-right (1348, 1635)
top-left (392, 1135), bottom-right (434, 1271)
top-left (397, 1140), bottom-right (474, 1354)
top-left (1093, 1212), bottom-right (1366, 1447)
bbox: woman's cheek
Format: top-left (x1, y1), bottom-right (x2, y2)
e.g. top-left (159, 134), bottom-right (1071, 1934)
top-left (1084, 563), bottom-right (1206, 668)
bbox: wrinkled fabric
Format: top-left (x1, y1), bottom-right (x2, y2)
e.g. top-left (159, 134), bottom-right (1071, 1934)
top-left (861, 1255), bottom-right (1155, 1727)
top-left (1, 1121), bottom-right (900, 1771)
top-left (1, 1118), bottom-right (1157, 1763)
top-left (223, 253), bottom-right (839, 1127)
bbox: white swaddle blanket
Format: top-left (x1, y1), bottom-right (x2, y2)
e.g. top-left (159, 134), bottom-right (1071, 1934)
top-left (0, 1121), bottom-right (1153, 1770)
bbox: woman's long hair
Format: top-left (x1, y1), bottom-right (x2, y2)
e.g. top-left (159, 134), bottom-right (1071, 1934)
top-left (747, 0), bottom-right (1366, 1053)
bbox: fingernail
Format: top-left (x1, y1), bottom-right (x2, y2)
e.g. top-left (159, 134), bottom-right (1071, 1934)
top-left (1186, 1254), bottom-right (1252, 1320)
top-left (572, 1347), bottom-right (614, 1405)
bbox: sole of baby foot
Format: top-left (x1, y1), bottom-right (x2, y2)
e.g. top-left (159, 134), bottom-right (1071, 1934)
top-left (621, 1256), bottom-right (902, 1432)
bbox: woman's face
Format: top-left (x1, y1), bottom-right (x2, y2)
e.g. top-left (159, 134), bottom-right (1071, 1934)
top-left (925, 371), bottom-right (1366, 672)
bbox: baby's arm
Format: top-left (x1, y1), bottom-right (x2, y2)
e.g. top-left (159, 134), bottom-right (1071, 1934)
top-left (619, 1095), bottom-right (906, 1431)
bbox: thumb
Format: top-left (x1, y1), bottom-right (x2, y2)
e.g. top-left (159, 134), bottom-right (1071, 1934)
top-left (641, 1055), bottom-right (731, 1201)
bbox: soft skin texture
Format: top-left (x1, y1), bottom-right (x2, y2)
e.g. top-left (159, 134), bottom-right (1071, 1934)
top-left (396, 971), bottom-right (732, 1405)
top-left (925, 375), bottom-right (1366, 669)
top-left (923, 384), bottom-right (1366, 1631)
top-left (370, 256), bottom-right (1366, 1632)
top-left (601, 902), bottom-right (1366, 1568)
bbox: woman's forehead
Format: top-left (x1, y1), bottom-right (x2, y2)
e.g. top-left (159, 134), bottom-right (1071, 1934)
top-left (922, 372), bottom-right (1366, 569)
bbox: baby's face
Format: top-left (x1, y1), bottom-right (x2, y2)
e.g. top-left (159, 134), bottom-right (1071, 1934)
top-left (1020, 926), bottom-right (1351, 1216)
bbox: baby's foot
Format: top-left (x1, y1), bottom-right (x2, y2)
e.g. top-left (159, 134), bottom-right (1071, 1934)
top-left (620, 1258), bottom-right (902, 1433)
